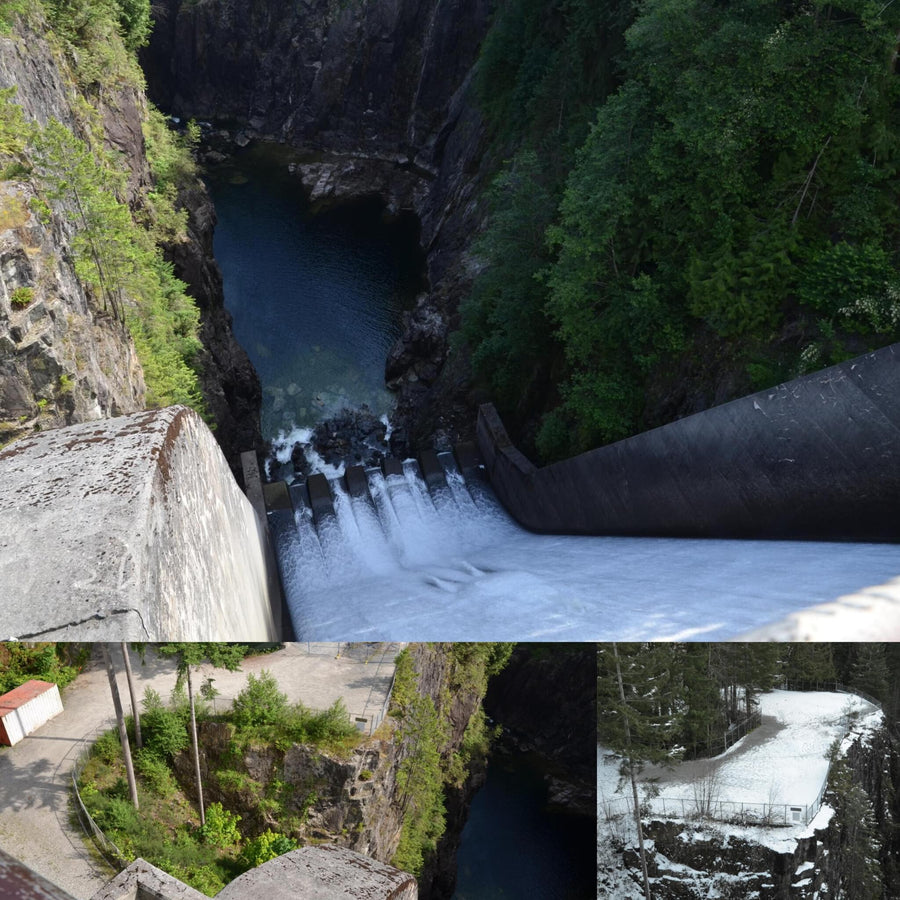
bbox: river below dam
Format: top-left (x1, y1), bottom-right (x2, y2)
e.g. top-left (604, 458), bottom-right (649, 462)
top-left (208, 144), bottom-right (900, 641)
top-left (207, 144), bottom-right (424, 442)
top-left (451, 749), bottom-right (595, 899)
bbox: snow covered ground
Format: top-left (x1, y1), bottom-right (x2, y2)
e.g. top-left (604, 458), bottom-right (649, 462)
top-left (598, 690), bottom-right (882, 845)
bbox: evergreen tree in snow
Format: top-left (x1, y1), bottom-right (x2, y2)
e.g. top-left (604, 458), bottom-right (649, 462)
top-left (829, 758), bottom-right (884, 899)
top-left (597, 643), bottom-right (684, 765)
top-left (781, 643), bottom-right (837, 686)
top-left (848, 644), bottom-right (890, 704)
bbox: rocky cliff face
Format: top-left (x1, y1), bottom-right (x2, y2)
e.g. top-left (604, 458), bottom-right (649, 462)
top-left (484, 644), bottom-right (597, 817)
top-left (0, 15), bottom-right (260, 467)
top-left (0, 24), bottom-right (146, 447)
top-left (143, 0), bottom-right (493, 452)
top-left (602, 718), bottom-right (899, 898)
top-left (179, 644), bottom-right (494, 896)
top-left (166, 180), bottom-right (262, 470)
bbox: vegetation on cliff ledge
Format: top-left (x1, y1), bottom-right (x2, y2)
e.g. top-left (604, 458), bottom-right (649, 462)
top-left (0, 0), bottom-right (206, 414)
top-left (388, 642), bottom-right (514, 878)
top-left (76, 669), bottom-right (360, 897)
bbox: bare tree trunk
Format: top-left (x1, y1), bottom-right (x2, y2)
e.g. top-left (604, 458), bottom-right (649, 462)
top-left (120, 643), bottom-right (142, 750)
top-left (187, 666), bottom-right (205, 827)
top-left (613, 643), bottom-right (652, 900)
top-left (101, 644), bottom-right (139, 810)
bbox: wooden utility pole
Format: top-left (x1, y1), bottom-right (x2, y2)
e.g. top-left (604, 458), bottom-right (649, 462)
top-left (120, 643), bottom-right (142, 750)
top-left (186, 666), bottom-right (205, 827)
top-left (100, 644), bottom-right (139, 810)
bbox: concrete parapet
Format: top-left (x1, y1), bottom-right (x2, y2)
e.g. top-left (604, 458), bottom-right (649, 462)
top-left (91, 858), bottom-right (208, 900)
top-left (478, 344), bottom-right (900, 541)
top-left (0, 406), bottom-right (278, 640)
top-left (90, 848), bottom-right (416, 900)
top-left (218, 846), bottom-right (417, 899)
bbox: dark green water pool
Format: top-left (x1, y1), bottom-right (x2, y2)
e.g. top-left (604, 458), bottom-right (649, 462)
top-left (206, 144), bottom-right (425, 442)
top-left (451, 750), bottom-right (595, 899)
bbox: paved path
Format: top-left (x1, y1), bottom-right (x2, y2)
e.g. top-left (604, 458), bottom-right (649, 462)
top-left (0, 642), bottom-right (401, 899)
top-left (638, 715), bottom-right (787, 787)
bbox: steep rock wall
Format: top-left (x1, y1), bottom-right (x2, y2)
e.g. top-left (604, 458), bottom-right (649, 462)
top-left (0, 24), bottom-right (147, 446)
top-left (143, 0), bottom-right (492, 451)
top-left (182, 644), bottom-right (496, 898)
top-left (609, 719), bottom-right (898, 899)
top-left (0, 15), bottom-right (260, 468)
top-left (483, 644), bottom-right (597, 816)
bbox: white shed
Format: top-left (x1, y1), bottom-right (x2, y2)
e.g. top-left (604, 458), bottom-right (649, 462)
top-left (0, 680), bottom-right (63, 746)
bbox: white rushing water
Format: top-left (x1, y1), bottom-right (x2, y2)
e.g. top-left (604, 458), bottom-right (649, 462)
top-left (275, 458), bottom-right (900, 641)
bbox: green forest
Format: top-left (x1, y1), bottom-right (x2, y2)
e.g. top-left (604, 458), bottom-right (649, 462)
top-left (463, 0), bottom-right (900, 460)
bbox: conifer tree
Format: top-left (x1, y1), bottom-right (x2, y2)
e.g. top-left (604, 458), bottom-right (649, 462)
top-left (848, 644), bottom-right (890, 704)
top-left (781, 643), bottom-right (836, 686)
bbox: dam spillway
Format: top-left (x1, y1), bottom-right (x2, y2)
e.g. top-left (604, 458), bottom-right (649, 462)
top-left (264, 451), bottom-right (900, 642)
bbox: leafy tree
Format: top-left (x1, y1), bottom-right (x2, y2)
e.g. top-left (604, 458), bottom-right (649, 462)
top-left (231, 671), bottom-right (289, 729)
top-left (467, 0), bottom-right (900, 461)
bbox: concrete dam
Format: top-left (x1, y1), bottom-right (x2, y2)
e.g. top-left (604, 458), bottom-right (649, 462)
top-left (2, 345), bottom-right (900, 641)
top-left (261, 343), bottom-right (900, 641)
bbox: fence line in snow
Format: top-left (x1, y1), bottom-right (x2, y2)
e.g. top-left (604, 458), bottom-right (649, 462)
top-left (601, 685), bottom-right (880, 829)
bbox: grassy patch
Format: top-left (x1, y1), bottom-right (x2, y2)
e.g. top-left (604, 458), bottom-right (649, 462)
top-left (74, 672), bottom-right (363, 896)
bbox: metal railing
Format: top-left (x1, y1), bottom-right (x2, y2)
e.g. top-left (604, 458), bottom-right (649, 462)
top-left (779, 680), bottom-right (883, 711)
top-left (70, 723), bottom-right (130, 871)
top-left (600, 793), bottom-right (823, 827)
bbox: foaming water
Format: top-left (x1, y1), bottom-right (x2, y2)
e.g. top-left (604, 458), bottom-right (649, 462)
top-left (274, 461), bottom-right (900, 640)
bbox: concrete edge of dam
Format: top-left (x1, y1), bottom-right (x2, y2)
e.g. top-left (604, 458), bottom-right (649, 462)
top-left (0, 406), bottom-right (279, 641)
top-left (477, 342), bottom-right (900, 543)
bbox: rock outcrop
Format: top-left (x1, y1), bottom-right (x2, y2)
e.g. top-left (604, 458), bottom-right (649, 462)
top-left (602, 713), bottom-right (898, 898)
top-left (0, 25), bottom-right (147, 448)
top-left (0, 14), bottom-right (261, 470)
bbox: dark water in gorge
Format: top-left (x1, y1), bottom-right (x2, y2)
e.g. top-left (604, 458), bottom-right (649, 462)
top-left (451, 750), bottom-right (595, 899)
top-left (206, 144), bottom-right (425, 442)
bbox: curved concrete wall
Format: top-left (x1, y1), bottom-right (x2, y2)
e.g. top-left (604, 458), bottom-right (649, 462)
top-left (478, 343), bottom-right (900, 541)
top-left (0, 406), bottom-right (278, 640)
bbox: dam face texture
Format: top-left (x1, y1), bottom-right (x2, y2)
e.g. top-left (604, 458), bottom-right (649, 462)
top-left (0, 406), bottom-right (279, 641)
